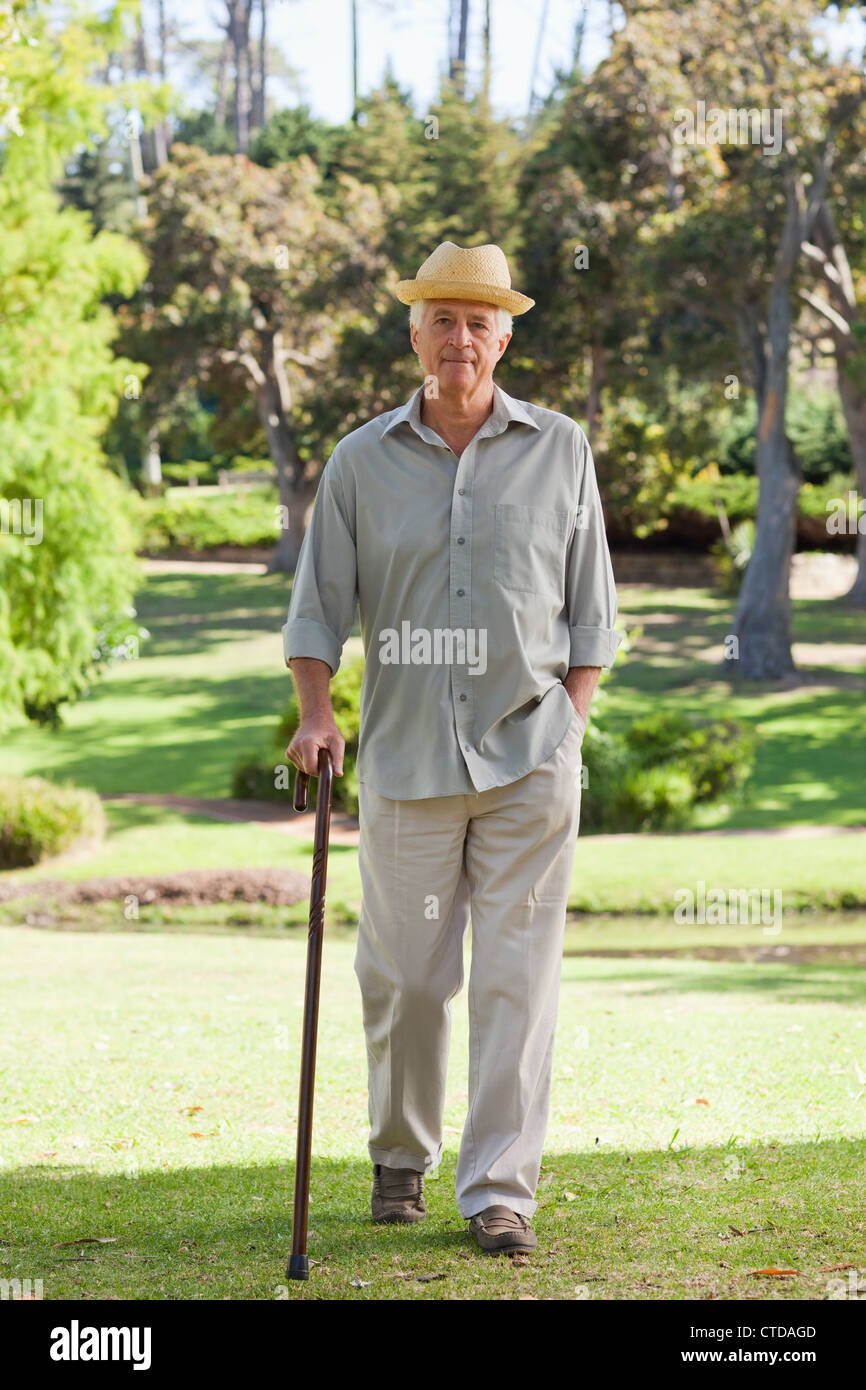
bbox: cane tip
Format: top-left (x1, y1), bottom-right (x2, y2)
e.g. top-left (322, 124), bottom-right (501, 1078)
top-left (287, 1253), bottom-right (310, 1280)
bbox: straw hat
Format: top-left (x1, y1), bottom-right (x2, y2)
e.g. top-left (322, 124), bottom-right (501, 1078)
top-left (395, 241), bottom-right (535, 316)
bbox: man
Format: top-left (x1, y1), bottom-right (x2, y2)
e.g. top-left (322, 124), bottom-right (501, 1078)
top-left (282, 241), bottom-right (622, 1256)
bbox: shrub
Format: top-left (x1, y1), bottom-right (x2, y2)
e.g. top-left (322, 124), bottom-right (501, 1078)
top-left (139, 490), bottom-right (281, 552)
top-left (581, 710), bottom-right (754, 832)
top-left (231, 657), bottom-right (364, 816)
top-left (160, 460), bottom-right (219, 486)
top-left (0, 776), bottom-right (105, 868)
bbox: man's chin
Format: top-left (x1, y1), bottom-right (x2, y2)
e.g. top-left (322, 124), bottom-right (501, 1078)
top-left (438, 363), bottom-right (475, 380)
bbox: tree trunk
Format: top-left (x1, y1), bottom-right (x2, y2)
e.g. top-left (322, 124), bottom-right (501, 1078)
top-left (350, 0), bottom-right (359, 123)
top-left (481, 0), bottom-right (491, 106)
top-left (134, 21), bottom-right (167, 168)
top-left (586, 334), bottom-right (605, 446)
top-left (240, 335), bottom-right (314, 572)
top-left (254, 0), bottom-right (268, 129)
top-left (807, 200), bottom-right (866, 606)
top-left (836, 364), bottom-right (866, 606)
top-left (156, 0), bottom-right (170, 163)
top-left (528, 0), bottom-right (550, 113)
top-left (230, 0), bottom-right (251, 153)
top-left (733, 176), bottom-right (802, 680)
top-left (215, 36), bottom-right (230, 128)
top-left (451, 0), bottom-right (469, 97)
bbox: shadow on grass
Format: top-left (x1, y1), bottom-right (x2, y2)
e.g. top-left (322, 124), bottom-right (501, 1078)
top-left (564, 960), bottom-right (866, 1006)
top-left (3, 1137), bottom-right (865, 1300)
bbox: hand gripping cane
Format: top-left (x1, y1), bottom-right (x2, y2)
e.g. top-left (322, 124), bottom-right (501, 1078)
top-left (286, 746), bottom-right (333, 1281)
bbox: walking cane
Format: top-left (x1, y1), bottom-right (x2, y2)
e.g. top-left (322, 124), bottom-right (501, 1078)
top-left (287, 745), bottom-right (334, 1281)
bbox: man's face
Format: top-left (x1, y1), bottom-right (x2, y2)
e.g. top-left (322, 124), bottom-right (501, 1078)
top-left (410, 299), bottom-right (511, 398)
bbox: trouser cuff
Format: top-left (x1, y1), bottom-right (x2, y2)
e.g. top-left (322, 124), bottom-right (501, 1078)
top-left (458, 1193), bottom-right (538, 1219)
top-left (369, 1143), bottom-right (441, 1174)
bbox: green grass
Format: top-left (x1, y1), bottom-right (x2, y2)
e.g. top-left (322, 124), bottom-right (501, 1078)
top-left (611, 586), bottom-right (866, 830)
top-left (0, 573), bottom-right (297, 798)
top-left (2, 925), bottom-right (865, 1301)
top-left (2, 806), bottom-right (864, 920)
top-left (0, 567), bottom-right (862, 918)
top-left (1, 572), bottom-right (863, 833)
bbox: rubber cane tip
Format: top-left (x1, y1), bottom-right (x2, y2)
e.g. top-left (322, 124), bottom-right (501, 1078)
top-left (287, 1253), bottom-right (310, 1281)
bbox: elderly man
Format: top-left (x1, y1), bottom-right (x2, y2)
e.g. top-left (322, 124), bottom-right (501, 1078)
top-left (282, 241), bottom-right (621, 1256)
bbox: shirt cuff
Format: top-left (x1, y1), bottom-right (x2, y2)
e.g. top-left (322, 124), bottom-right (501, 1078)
top-left (569, 625), bottom-right (623, 669)
top-left (282, 618), bottom-right (341, 675)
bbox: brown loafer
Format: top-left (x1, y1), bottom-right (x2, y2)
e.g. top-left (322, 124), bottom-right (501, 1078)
top-left (371, 1163), bottom-right (426, 1223)
top-left (468, 1204), bottom-right (537, 1255)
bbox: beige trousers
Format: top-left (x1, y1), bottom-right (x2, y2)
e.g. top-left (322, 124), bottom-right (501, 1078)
top-left (354, 707), bottom-right (584, 1219)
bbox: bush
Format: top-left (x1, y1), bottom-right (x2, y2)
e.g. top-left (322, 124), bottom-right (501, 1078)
top-left (231, 657), bottom-right (364, 816)
top-left (581, 710), bottom-right (754, 832)
top-left (0, 776), bottom-right (105, 868)
top-left (716, 387), bottom-right (852, 482)
top-left (139, 490), bottom-right (281, 552)
top-left (160, 460), bottom-right (219, 486)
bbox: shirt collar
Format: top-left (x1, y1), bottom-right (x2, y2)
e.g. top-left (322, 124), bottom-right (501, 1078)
top-left (380, 381), bottom-right (540, 444)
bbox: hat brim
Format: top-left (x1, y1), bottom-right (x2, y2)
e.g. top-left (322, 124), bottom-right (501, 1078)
top-left (394, 277), bottom-right (535, 315)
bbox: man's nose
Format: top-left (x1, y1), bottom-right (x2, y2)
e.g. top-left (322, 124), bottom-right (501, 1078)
top-left (448, 322), bottom-right (473, 346)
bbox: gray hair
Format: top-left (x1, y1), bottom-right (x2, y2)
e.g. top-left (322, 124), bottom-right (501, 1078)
top-left (409, 299), bottom-right (513, 338)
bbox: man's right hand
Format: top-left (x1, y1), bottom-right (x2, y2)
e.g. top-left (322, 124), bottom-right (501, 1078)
top-left (286, 716), bottom-right (345, 777)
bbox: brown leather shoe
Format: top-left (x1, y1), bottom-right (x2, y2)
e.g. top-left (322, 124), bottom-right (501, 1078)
top-left (371, 1163), bottom-right (426, 1224)
top-left (468, 1204), bottom-right (537, 1255)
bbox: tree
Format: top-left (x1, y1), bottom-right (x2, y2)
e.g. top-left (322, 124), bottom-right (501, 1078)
top-left (0, 0), bottom-right (148, 729)
top-left (801, 193), bottom-right (866, 606)
top-left (133, 145), bottom-right (391, 570)
top-left (600, 0), bottom-right (865, 678)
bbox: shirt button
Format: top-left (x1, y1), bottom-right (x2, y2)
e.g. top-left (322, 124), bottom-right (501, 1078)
top-left (459, 693), bottom-right (467, 702)
top-left (456, 588), bottom-right (465, 596)
top-left (457, 536), bottom-right (465, 544)
top-left (464, 744), bottom-right (471, 751)
top-left (458, 488), bottom-right (465, 495)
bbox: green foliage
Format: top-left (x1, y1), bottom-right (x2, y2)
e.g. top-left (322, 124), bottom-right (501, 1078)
top-left (717, 389), bottom-right (852, 483)
top-left (0, 775), bottom-right (105, 868)
top-left (138, 491), bottom-right (281, 552)
top-left (251, 104), bottom-right (333, 167)
top-left (0, 2), bottom-right (149, 730)
top-left (232, 657), bottom-right (365, 816)
top-left (581, 711), bottom-right (755, 833)
top-left (160, 460), bottom-right (220, 486)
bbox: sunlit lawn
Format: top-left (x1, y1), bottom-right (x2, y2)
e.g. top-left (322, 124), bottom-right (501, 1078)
top-left (1, 570), bottom-right (863, 829)
top-left (2, 924), bottom-right (865, 1301)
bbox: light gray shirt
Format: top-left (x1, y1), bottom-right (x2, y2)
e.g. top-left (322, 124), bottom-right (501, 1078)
top-left (282, 381), bottom-right (622, 799)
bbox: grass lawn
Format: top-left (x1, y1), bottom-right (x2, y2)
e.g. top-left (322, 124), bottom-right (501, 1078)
top-left (2, 805), bottom-right (865, 921)
top-left (610, 586), bottom-right (866, 830)
top-left (2, 565), bottom-right (865, 1302)
top-left (0, 568), bottom-right (864, 918)
top-left (1, 571), bottom-right (863, 830)
top-left (2, 924), bottom-right (865, 1301)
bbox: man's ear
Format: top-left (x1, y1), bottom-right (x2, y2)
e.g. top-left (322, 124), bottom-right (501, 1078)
top-left (496, 332), bottom-right (512, 361)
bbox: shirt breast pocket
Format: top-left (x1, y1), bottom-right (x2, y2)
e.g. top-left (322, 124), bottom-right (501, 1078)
top-left (493, 503), bottom-right (570, 602)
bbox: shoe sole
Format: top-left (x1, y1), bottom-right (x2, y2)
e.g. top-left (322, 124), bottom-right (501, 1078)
top-left (371, 1208), bottom-right (426, 1225)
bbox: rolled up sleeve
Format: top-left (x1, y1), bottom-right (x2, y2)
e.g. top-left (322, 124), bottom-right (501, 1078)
top-left (281, 450), bottom-right (358, 676)
top-left (565, 430), bottom-right (623, 669)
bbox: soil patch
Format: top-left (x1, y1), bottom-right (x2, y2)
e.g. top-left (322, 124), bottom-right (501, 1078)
top-left (0, 867), bottom-right (310, 908)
